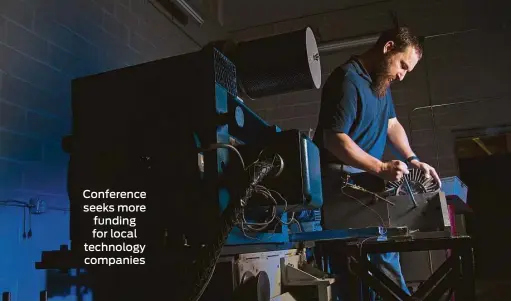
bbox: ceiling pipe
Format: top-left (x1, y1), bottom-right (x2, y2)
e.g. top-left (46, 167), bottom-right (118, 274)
top-left (173, 0), bottom-right (205, 26)
top-left (318, 33), bottom-right (379, 54)
top-left (317, 28), bottom-right (480, 55)
top-left (216, 0), bottom-right (224, 27)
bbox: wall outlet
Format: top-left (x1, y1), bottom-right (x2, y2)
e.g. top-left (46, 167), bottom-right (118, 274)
top-left (29, 198), bottom-right (46, 214)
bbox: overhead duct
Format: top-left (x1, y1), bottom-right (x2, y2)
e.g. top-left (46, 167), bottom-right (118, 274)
top-left (318, 33), bottom-right (379, 54)
top-left (234, 27), bottom-right (322, 99)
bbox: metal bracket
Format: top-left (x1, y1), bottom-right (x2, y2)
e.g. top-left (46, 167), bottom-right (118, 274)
top-left (281, 257), bottom-right (335, 301)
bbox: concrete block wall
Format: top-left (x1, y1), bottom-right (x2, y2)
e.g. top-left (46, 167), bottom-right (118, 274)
top-left (229, 0), bottom-right (511, 177)
top-left (0, 0), bottom-right (225, 299)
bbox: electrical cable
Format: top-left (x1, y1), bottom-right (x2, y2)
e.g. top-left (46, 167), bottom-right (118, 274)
top-left (1, 199), bottom-right (69, 240)
top-left (22, 206), bottom-right (27, 239)
top-left (344, 182), bottom-right (395, 206)
top-left (189, 263), bottom-right (216, 301)
top-left (237, 184), bottom-right (281, 239)
top-left (187, 202), bottom-right (243, 301)
top-left (200, 143), bottom-right (246, 169)
top-left (235, 152), bottom-right (300, 239)
top-left (188, 147), bottom-right (290, 300)
top-left (237, 183), bottom-right (303, 239)
top-left (46, 206), bottom-right (70, 212)
top-left (28, 209), bottom-right (32, 238)
top-left (340, 175), bottom-right (389, 233)
top-left (0, 200), bottom-right (69, 212)
top-left (189, 145), bottom-right (275, 300)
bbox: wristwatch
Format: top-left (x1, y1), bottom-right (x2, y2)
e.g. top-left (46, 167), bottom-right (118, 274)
top-left (406, 155), bottom-right (420, 164)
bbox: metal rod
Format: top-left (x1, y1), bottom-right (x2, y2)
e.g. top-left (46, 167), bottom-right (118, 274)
top-left (407, 97), bottom-right (504, 145)
top-left (174, 0), bottom-right (205, 25)
top-left (321, 28), bottom-right (481, 56)
top-left (472, 137), bottom-right (493, 155)
top-left (420, 39), bottom-right (441, 170)
top-left (318, 34), bottom-right (379, 54)
top-left (410, 98), bottom-right (494, 114)
top-left (403, 176), bottom-right (418, 208)
top-left (217, 0), bottom-right (224, 26)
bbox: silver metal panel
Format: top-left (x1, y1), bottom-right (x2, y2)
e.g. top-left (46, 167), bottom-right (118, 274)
top-left (387, 191), bottom-right (451, 236)
top-left (236, 249), bottom-right (300, 298)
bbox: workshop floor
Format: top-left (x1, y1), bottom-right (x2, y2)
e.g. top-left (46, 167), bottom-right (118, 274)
top-left (476, 279), bottom-right (511, 301)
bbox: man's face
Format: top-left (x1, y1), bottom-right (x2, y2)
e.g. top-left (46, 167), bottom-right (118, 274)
top-left (371, 44), bottom-right (420, 98)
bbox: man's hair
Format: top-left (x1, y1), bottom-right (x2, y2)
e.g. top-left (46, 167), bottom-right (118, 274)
top-left (375, 27), bottom-right (423, 58)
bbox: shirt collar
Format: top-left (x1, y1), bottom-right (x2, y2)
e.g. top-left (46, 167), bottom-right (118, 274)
top-left (349, 56), bottom-right (372, 83)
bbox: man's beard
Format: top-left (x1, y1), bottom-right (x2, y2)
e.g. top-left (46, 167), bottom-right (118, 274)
top-left (370, 53), bottom-right (394, 98)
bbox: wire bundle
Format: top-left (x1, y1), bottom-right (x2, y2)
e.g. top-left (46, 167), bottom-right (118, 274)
top-left (237, 154), bottom-right (302, 238)
top-left (187, 144), bottom-right (297, 301)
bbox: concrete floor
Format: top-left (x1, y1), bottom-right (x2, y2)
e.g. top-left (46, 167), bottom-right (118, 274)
top-left (476, 279), bottom-right (511, 301)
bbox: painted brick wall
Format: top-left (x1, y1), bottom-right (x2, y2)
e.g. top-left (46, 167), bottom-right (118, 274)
top-left (0, 0), bottom-right (225, 299)
top-left (229, 0), bottom-right (511, 177)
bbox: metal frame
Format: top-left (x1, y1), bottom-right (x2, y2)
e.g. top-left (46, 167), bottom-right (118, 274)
top-left (345, 236), bottom-right (475, 301)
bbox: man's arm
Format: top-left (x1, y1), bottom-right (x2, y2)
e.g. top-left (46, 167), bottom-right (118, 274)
top-left (387, 117), bottom-right (415, 159)
top-left (324, 131), bottom-right (385, 175)
top-left (387, 117), bottom-right (441, 185)
top-left (320, 78), bottom-right (385, 174)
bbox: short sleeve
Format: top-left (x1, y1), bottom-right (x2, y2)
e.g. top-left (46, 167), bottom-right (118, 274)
top-left (387, 91), bottom-right (397, 119)
top-left (319, 78), bottom-right (358, 134)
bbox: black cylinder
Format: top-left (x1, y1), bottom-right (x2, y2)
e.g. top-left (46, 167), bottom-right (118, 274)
top-left (2, 292), bottom-right (10, 301)
top-left (234, 271), bottom-right (271, 301)
top-left (235, 27), bottom-right (321, 99)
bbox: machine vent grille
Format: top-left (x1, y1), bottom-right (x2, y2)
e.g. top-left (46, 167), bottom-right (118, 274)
top-left (213, 48), bottom-right (237, 97)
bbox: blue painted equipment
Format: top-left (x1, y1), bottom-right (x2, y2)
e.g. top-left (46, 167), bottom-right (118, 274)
top-left (37, 27), bottom-right (325, 301)
top-left (441, 176), bottom-right (471, 213)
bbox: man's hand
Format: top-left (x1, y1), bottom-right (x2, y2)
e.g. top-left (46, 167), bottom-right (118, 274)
top-left (378, 160), bottom-right (409, 182)
top-left (408, 160), bottom-right (442, 187)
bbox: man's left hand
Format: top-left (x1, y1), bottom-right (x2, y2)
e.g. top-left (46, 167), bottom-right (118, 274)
top-left (409, 160), bottom-right (442, 187)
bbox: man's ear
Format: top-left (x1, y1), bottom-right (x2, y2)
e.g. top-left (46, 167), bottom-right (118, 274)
top-left (383, 41), bottom-right (395, 54)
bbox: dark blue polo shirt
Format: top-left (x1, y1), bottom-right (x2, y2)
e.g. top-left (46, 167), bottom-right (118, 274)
top-left (314, 57), bottom-right (396, 164)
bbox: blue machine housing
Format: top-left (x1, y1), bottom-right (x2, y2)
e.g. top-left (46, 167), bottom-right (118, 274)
top-left (65, 44), bottom-right (324, 259)
top-left (212, 80), bottom-right (324, 245)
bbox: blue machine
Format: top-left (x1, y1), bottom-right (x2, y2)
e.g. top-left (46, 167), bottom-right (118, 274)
top-left (191, 47), bottom-right (325, 246)
top-left (217, 93), bottom-right (324, 245)
top-left (37, 27), bottom-right (327, 301)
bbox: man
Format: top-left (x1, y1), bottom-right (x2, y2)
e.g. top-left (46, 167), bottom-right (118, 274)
top-left (313, 27), bottom-right (441, 299)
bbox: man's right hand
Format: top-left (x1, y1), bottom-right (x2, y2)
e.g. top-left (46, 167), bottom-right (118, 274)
top-left (378, 160), bottom-right (409, 181)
